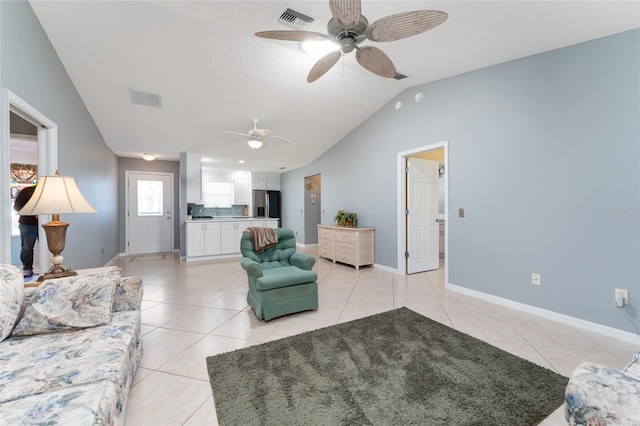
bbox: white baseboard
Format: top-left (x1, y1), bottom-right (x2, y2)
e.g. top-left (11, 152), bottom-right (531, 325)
top-left (184, 253), bottom-right (242, 262)
top-left (374, 263), bottom-right (399, 274)
top-left (296, 242), bottom-right (318, 248)
top-left (105, 254), bottom-right (121, 266)
top-left (447, 282), bottom-right (640, 345)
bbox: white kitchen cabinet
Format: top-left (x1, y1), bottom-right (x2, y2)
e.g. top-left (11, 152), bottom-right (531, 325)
top-left (186, 153), bottom-right (203, 202)
top-left (250, 219), bottom-right (279, 229)
top-left (186, 222), bottom-right (221, 257)
top-left (220, 221), bottom-right (251, 254)
top-left (251, 173), bottom-right (280, 191)
top-left (265, 175), bottom-right (280, 190)
top-left (233, 175), bottom-right (250, 204)
top-left (252, 174), bottom-right (266, 190)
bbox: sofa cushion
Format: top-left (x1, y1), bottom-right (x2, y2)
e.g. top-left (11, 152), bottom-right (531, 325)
top-left (112, 276), bottom-right (143, 312)
top-left (0, 380), bottom-right (121, 426)
top-left (255, 266), bottom-right (318, 291)
top-left (11, 270), bottom-right (120, 337)
top-left (0, 264), bottom-right (24, 342)
top-left (565, 362), bottom-right (640, 425)
top-left (0, 310), bottom-right (141, 405)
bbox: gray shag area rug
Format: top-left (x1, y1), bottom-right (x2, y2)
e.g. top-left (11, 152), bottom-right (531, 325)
top-left (206, 307), bottom-right (568, 425)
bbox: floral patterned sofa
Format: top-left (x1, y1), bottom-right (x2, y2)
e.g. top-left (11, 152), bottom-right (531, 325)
top-left (564, 348), bottom-right (640, 425)
top-left (0, 264), bottom-right (143, 425)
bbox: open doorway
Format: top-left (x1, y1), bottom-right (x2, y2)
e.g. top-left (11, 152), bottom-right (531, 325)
top-left (1, 89), bottom-right (58, 270)
top-left (10, 115), bottom-right (40, 277)
top-left (303, 174), bottom-right (321, 244)
top-left (397, 141), bottom-right (448, 280)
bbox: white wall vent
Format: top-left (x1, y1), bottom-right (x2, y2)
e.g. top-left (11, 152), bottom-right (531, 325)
top-left (277, 8), bottom-right (315, 30)
top-left (128, 89), bottom-right (163, 108)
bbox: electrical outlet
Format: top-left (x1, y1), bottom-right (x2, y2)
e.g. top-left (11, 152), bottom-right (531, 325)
top-left (531, 273), bottom-right (541, 286)
top-left (615, 288), bottom-right (628, 306)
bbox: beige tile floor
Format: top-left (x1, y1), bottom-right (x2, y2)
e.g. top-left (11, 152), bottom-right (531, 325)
top-left (114, 248), bottom-right (638, 426)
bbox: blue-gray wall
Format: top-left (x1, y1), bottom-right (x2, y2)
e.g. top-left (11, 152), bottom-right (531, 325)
top-left (1, 0), bottom-right (119, 269)
top-left (282, 29), bottom-right (640, 334)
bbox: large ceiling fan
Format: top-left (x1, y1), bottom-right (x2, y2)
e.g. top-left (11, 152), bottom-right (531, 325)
top-left (256, 0), bottom-right (448, 82)
top-left (224, 119), bottom-right (290, 149)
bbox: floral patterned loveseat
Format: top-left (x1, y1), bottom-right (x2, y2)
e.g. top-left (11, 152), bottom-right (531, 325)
top-left (564, 348), bottom-right (640, 425)
top-left (0, 264), bottom-right (143, 425)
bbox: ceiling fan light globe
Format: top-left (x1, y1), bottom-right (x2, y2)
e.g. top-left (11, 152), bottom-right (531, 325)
top-left (301, 40), bottom-right (339, 59)
top-left (248, 140), bottom-right (263, 149)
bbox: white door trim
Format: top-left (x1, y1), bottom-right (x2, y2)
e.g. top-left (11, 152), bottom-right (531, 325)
top-left (124, 170), bottom-right (174, 255)
top-left (406, 157), bottom-right (440, 273)
top-left (396, 141), bottom-right (448, 282)
top-left (1, 89), bottom-right (57, 268)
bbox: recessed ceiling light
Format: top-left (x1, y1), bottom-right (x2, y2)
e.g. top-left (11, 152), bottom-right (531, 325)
top-left (238, 160), bottom-right (245, 164)
top-left (395, 101), bottom-right (403, 110)
top-left (142, 153), bottom-right (155, 161)
top-left (415, 92), bottom-right (423, 102)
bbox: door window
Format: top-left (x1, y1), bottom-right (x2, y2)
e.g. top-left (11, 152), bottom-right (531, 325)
top-left (137, 180), bottom-right (163, 216)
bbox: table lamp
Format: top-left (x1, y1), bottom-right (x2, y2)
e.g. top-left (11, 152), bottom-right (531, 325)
top-left (17, 170), bottom-right (96, 281)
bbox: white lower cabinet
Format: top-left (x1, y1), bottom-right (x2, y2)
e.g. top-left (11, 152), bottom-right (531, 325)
top-left (221, 221), bottom-right (251, 254)
top-left (250, 220), bottom-right (279, 229)
top-left (186, 219), bottom-right (278, 260)
top-left (186, 222), bottom-right (221, 257)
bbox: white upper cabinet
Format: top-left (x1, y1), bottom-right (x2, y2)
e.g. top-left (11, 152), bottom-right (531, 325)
top-left (252, 173), bottom-right (280, 191)
top-left (233, 173), bottom-right (250, 204)
top-left (186, 153), bottom-right (203, 202)
top-left (252, 174), bottom-right (266, 190)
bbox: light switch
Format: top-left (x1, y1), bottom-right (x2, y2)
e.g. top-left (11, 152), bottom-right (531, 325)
top-left (459, 208), bottom-right (465, 218)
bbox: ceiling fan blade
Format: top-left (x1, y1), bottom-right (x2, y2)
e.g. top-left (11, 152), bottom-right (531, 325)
top-left (224, 131), bottom-right (251, 137)
top-left (355, 46), bottom-right (396, 78)
top-left (307, 50), bottom-right (342, 83)
top-left (251, 128), bottom-right (271, 139)
top-left (366, 10), bottom-right (448, 42)
top-left (255, 30), bottom-right (329, 42)
top-left (269, 134), bottom-right (290, 144)
top-left (329, 0), bottom-right (362, 29)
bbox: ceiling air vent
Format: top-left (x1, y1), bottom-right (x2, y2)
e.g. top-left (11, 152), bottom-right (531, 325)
top-left (393, 73), bottom-right (409, 80)
top-left (128, 89), bottom-right (163, 109)
top-left (277, 8), bottom-right (315, 30)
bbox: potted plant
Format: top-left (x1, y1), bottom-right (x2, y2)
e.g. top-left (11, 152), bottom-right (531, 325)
top-left (334, 210), bottom-right (357, 227)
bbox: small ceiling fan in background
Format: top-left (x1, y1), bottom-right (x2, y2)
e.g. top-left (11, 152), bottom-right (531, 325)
top-left (224, 118), bottom-right (290, 149)
top-left (256, 0), bottom-right (448, 82)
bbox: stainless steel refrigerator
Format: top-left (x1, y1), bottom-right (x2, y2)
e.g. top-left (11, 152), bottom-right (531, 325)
top-left (253, 190), bottom-right (281, 219)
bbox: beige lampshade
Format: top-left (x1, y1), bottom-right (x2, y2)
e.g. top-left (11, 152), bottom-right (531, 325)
top-left (18, 174), bottom-right (96, 215)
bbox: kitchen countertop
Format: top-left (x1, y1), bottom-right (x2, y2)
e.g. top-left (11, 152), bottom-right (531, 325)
top-left (185, 217), bottom-right (279, 222)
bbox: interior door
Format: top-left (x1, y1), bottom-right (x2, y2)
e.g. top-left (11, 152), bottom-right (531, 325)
top-left (126, 171), bottom-right (173, 255)
top-left (406, 158), bottom-right (439, 273)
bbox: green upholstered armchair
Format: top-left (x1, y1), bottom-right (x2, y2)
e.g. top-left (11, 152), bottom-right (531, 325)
top-left (240, 228), bottom-right (318, 321)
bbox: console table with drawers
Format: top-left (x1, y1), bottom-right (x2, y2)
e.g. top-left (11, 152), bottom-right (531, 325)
top-left (317, 225), bottom-right (375, 270)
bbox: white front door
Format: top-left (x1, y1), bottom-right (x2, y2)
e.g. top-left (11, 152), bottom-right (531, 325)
top-left (406, 158), bottom-right (439, 273)
top-left (126, 171), bottom-right (173, 255)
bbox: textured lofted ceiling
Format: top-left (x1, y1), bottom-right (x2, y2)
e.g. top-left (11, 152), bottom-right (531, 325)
top-left (28, 1), bottom-right (640, 172)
